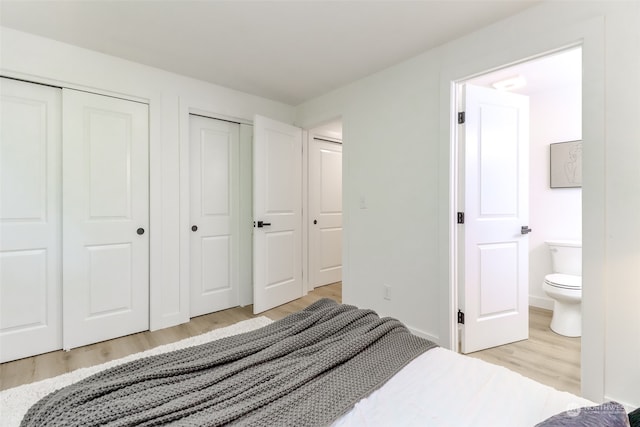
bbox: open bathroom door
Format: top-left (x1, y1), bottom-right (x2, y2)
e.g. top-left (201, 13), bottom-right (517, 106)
top-left (459, 84), bottom-right (530, 354)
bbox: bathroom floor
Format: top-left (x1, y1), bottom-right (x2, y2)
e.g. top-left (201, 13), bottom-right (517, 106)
top-left (468, 306), bottom-right (581, 395)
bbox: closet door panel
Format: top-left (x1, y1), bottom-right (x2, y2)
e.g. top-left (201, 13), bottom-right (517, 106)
top-left (0, 78), bottom-right (62, 362)
top-left (189, 115), bottom-right (239, 317)
top-left (62, 89), bottom-right (149, 350)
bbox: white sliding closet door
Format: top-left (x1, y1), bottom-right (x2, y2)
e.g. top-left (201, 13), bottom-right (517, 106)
top-left (62, 89), bottom-right (149, 350)
top-left (0, 78), bottom-right (62, 362)
top-left (189, 115), bottom-right (240, 317)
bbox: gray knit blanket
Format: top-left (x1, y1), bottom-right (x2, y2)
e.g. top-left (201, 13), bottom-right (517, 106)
top-left (21, 299), bottom-right (437, 426)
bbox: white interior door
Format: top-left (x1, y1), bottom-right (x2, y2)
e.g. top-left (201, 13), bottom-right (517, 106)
top-left (253, 115), bottom-right (302, 314)
top-left (460, 84), bottom-right (530, 354)
top-left (0, 78), bottom-right (62, 362)
top-left (309, 137), bottom-right (342, 288)
top-left (189, 115), bottom-right (239, 317)
top-left (62, 89), bottom-right (149, 350)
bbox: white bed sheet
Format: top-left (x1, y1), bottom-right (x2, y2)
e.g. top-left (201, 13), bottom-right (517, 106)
top-left (334, 347), bottom-right (595, 427)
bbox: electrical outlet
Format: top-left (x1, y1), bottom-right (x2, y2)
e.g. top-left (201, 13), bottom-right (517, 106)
top-left (383, 284), bottom-right (391, 301)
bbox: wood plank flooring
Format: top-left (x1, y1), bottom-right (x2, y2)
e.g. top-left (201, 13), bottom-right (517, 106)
top-left (468, 306), bottom-right (581, 396)
top-left (1, 284), bottom-right (580, 398)
top-left (0, 282), bottom-right (341, 391)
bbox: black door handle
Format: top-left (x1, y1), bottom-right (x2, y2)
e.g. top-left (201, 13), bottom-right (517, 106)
top-left (192, 225), bottom-right (198, 232)
top-left (257, 221), bottom-right (271, 228)
top-left (313, 219), bottom-right (317, 225)
top-left (521, 226), bottom-right (532, 234)
top-left (137, 228), bottom-right (145, 235)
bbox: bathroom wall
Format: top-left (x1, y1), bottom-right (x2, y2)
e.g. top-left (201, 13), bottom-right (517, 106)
top-left (528, 82), bottom-right (582, 309)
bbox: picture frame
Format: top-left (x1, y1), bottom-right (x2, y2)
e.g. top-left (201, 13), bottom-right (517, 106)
top-left (550, 140), bottom-right (582, 188)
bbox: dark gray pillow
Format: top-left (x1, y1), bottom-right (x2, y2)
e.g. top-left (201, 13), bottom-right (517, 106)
top-left (629, 407), bottom-right (640, 427)
top-left (535, 402), bottom-right (630, 427)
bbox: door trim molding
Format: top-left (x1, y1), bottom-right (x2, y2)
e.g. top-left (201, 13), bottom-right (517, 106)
top-left (440, 16), bottom-right (605, 402)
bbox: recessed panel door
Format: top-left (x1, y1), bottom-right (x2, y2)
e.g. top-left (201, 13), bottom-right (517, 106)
top-left (189, 115), bottom-right (239, 317)
top-left (253, 115), bottom-right (302, 314)
top-left (460, 84), bottom-right (530, 354)
top-left (0, 78), bottom-right (62, 362)
top-left (309, 138), bottom-right (342, 288)
top-left (62, 89), bottom-right (149, 350)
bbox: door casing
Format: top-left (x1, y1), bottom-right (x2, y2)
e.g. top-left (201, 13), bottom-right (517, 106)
top-left (448, 47), bottom-right (584, 353)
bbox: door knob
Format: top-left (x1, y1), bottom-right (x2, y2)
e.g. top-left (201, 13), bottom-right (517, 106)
top-left (192, 225), bottom-right (198, 232)
top-left (313, 219), bottom-right (317, 225)
top-left (521, 226), bottom-right (532, 234)
top-left (137, 227), bottom-right (145, 235)
top-left (257, 221), bottom-right (271, 228)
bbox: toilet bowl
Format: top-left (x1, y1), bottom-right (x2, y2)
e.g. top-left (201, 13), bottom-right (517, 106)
top-left (543, 241), bottom-right (582, 337)
top-left (543, 273), bottom-right (581, 337)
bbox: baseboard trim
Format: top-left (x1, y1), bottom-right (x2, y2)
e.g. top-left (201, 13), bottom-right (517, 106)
top-left (529, 295), bottom-right (554, 310)
top-left (407, 326), bottom-right (439, 344)
top-left (604, 395), bottom-right (638, 413)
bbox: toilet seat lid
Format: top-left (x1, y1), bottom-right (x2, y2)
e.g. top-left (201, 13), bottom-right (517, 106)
top-left (545, 273), bottom-right (582, 289)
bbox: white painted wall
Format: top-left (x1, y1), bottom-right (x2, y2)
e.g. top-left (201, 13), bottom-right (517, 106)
top-left (296, 1), bottom-right (639, 408)
top-left (0, 27), bottom-right (295, 331)
top-left (529, 84), bottom-right (582, 309)
top-left (3, 0), bottom-right (638, 410)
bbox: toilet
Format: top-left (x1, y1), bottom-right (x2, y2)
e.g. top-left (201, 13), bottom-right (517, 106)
top-left (543, 240), bottom-right (582, 337)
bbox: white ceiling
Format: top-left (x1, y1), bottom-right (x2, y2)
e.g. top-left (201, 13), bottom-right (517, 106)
top-left (468, 47), bottom-right (582, 96)
top-left (0, 0), bottom-right (541, 105)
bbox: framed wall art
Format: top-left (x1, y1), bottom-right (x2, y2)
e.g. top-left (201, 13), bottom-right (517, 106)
top-left (550, 140), bottom-right (582, 188)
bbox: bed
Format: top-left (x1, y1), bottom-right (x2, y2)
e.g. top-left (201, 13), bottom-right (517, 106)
top-left (5, 299), bottom-right (635, 426)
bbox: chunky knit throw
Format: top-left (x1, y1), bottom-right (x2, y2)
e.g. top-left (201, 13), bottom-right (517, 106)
top-left (21, 299), bottom-right (437, 426)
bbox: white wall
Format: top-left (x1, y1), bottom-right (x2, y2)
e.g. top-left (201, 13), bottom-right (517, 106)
top-left (529, 84), bottom-right (582, 309)
top-left (3, 1), bottom-right (638, 410)
top-left (0, 27), bottom-right (295, 331)
top-left (296, 1), bottom-right (640, 408)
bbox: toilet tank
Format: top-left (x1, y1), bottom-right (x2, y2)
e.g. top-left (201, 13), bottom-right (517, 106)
top-left (546, 240), bottom-right (582, 275)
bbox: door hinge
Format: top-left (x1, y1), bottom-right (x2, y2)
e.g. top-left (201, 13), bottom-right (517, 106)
top-left (457, 212), bottom-right (465, 224)
top-left (457, 310), bottom-right (465, 325)
top-left (458, 111), bottom-right (465, 124)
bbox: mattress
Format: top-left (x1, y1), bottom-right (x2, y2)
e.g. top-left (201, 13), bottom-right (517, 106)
top-left (334, 347), bottom-right (595, 427)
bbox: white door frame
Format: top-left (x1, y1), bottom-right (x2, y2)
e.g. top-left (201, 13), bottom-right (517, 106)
top-left (448, 46), bottom-right (583, 353)
top-left (442, 20), bottom-right (605, 404)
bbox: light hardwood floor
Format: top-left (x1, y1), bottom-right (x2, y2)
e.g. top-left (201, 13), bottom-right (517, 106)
top-left (1, 284), bottom-right (580, 398)
top-left (0, 282), bottom-right (341, 391)
top-left (468, 306), bottom-right (581, 396)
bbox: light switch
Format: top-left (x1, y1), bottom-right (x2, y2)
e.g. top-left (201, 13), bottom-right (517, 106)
top-left (359, 196), bottom-right (367, 209)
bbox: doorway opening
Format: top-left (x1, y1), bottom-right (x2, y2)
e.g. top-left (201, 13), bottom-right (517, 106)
top-left (306, 119), bottom-right (343, 292)
top-left (452, 46), bottom-right (582, 394)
